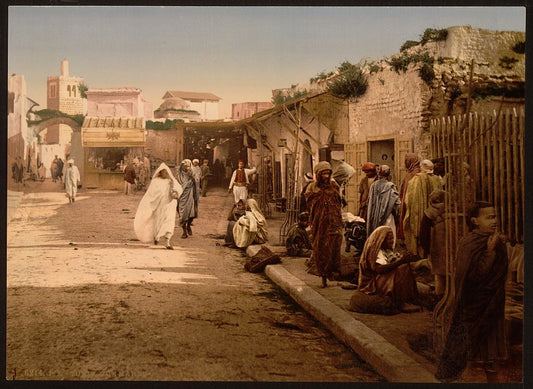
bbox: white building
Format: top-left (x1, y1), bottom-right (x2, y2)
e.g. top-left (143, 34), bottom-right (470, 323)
top-left (161, 91), bottom-right (221, 121)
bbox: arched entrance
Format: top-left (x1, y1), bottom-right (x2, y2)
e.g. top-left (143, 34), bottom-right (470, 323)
top-left (29, 117), bottom-right (82, 180)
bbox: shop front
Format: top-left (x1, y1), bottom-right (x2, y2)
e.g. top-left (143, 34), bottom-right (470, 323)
top-left (81, 117), bottom-right (146, 190)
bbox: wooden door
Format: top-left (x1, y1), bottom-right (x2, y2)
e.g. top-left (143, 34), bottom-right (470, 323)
top-left (345, 142), bottom-right (367, 215)
top-left (395, 138), bottom-right (413, 189)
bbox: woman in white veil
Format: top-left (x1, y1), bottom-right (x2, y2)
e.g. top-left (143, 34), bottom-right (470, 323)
top-left (134, 163), bottom-right (182, 249)
top-left (233, 198), bottom-right (268, 248)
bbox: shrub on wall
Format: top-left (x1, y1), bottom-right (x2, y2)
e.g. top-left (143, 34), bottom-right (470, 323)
top-left (271, 89), bottom-right (310, 105)
top-left (146, 119), bottom-right (183, 130)
top-left (27, 109), bottom-right (85, 127)
top-left (387, 51), bottom-right (435, 85)
top-left (327, 61), bottom-right (368, 99)
top-left (512, 41), bottom-right (525, 54)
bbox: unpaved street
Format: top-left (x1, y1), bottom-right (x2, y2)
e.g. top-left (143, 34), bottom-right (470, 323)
top-left (6, 182), bottom-right (383, 382)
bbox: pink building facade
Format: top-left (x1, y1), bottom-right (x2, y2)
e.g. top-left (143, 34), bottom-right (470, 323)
top-left (86, 88), bottom-right (153, 120)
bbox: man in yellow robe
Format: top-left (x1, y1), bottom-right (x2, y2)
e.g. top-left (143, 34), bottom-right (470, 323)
top-left (403, 159), bottom-right (442, 256)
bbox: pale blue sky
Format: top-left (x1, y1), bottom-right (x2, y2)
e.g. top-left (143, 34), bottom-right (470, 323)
top-left (8, 6), bottom-right (525, 119)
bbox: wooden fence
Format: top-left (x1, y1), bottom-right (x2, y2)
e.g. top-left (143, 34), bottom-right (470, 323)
top-left (430, 107), bottom-right (524, 353)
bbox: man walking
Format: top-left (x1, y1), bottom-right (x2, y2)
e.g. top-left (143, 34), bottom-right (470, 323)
top-left (64, 159), bottom-right (80, 203)
top-left (305, 161), bottom-right (343, 288)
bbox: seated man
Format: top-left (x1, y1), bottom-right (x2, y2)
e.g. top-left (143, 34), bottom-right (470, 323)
top-left (224, 200), bottom-right (246, 247)
top-left (285, 212), bottom-right (313, 257)
top-left (358, 225), bottom-right (420, 313)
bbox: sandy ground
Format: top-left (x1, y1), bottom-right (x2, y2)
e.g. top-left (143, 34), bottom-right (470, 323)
top-left (6, 180), bottom-right (384, 382)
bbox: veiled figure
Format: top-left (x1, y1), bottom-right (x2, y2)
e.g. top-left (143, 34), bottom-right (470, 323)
top-left (233, 199), bottom-right (268, 248)
top-left (358, 226), bottom-right (419, 310)
top-left (176, 159), bottom-right (199, 238)
top-left (134, 163), bottom-right (182, 249)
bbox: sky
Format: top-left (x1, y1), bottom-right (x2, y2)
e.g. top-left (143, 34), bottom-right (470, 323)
top-left (8, 6), bottom-right (526, 119)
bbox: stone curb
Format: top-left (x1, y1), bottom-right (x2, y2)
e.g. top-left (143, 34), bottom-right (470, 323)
top-left (264, 263), bottom-right (439, 383)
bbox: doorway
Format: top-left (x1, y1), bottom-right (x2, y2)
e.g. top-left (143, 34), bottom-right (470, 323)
top-left (369, 139), bottom-right (395, 182)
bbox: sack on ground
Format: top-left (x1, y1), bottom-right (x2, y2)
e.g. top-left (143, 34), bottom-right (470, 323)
top-left (245, 245), bottom-right (281, 273)
top-left (348, 290), bottom-right (399, 315)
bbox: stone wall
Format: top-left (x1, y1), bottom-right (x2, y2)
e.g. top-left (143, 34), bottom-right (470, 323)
top-left (348, 26), bottom-right (525, 157)
top-left (349, 66), bottom-right (432, 154)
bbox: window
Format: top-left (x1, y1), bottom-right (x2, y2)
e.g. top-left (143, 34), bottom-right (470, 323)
top-left (49, 84), bottom-right (56, 98)
top-left (67, 85), bottom-right (71, 97)
top-left (73, 85), bottom-right (77, 97)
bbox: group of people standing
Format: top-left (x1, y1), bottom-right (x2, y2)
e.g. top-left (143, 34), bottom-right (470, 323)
top-left (354, 153), bottom-right (508, 382)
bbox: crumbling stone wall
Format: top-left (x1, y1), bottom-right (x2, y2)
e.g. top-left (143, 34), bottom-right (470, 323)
top-left (348, 26), bottom-right (525, 157)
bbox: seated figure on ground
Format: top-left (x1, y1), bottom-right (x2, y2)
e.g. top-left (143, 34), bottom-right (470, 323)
top-left (232, 198), bottom-right (268, 249)
top-left (224, 199), bottom-right (246, 247)
top-left (357, 225), bottom-right (420, 313)
top-left (285, 211), bottom-right (313, 257)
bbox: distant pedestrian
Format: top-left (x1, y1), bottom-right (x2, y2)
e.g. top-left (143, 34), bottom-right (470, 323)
top-left (285, 211), bottom-right (313, 257)
top-left (305, 161), bottom-right (343, 288)
top-left (123, 160), bottom-right (136, 195)
top-left (228, 159), bottom-right (256, 204)
top-left (38, 162), bottom-right (46, 181)
top-left (366, 165), bottom-right (401, 242)
top-left (436, 202), bottom-right (508, 383)
top-left (176, 159), bottom-right (198, 239)
top-left (57, 157), bottom-right (64, 183)
top-left (12, 156), bottom-right (24, 183)
top-left (50, 156), bottom-right (59, 183)
top-left (64, 159), bottom-right (80, 203)
top-left (200, 159), bottom-right (211, 197)
top-left (397, 153), bottom-right (421, 241)
top-left (191, 158), bottom-right (202, 203)
top-left (134, 163), bottom-right (182, 249)
top-left (358, 162), bottom-right (377, 219)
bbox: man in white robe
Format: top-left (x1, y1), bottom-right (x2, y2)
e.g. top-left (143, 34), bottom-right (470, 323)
top-left (64, 159), bottom-right (80, 203)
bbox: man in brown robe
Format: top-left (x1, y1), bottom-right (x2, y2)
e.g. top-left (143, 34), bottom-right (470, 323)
top-left (436, 202), bottom-right (508, 382)
top-left (305, 161), bottom-right (343, 288)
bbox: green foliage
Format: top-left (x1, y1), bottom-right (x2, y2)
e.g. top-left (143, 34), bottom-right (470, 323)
top-left (386, 51), bottom-right (435, 85)
top-left (471, 82), bottom-right (525, 101)
top-left (400, 40), bottom-right (419, 52)
top-left (154, 108), bottom-right (199, 114)
top-left (369, 64), bottom-right (381, 74)
top-left (419, 28), bottom-right (448, 45)
top-left (499, 56), bottom-right (519, 69)
top-left (271, 89), bottom-right (310, 105)
top-left (399, 28), bottom-right (447, 53)
top-left (310, 71), bottom-right (334, 84)
top-left (146, 119), bottom-right (183, 130)
top-left (512, 41), bottom-right (525, 54)
top-left (77, 83), bottom-right (88, 99)
top-left (418, 63), bottom-right (435, 85)
top-left (28, 109), bottom-right (85, 127)
top-left (327, 61), bottom-right (368, 99)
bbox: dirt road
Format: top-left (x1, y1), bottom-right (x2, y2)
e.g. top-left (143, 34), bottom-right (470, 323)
top-left (6, 181), bottom-right (383, 382)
